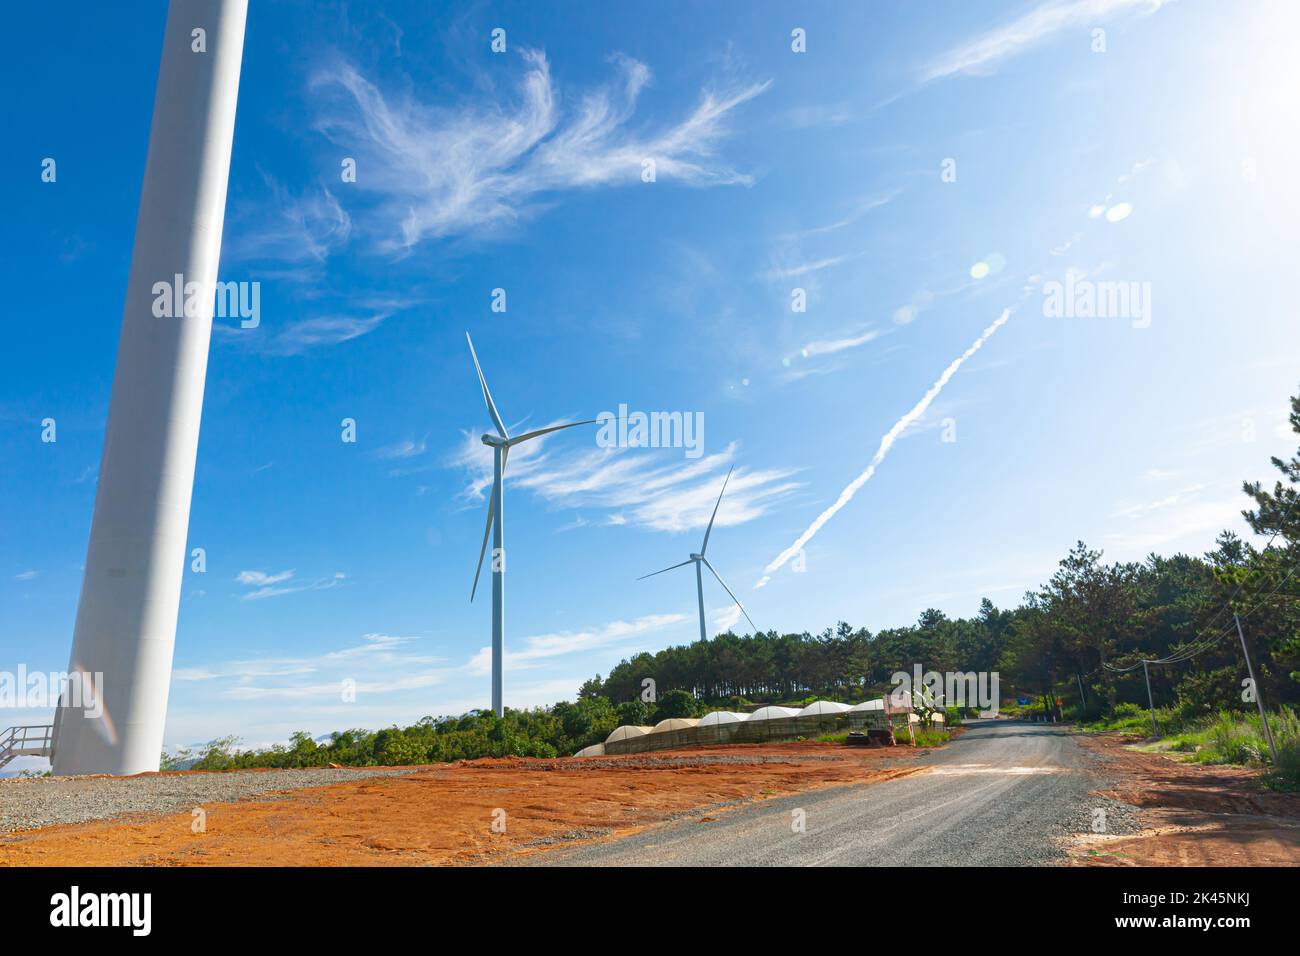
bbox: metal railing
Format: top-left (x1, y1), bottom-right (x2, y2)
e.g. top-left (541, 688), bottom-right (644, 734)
top-left (0, 724), bottom-right (55, 769)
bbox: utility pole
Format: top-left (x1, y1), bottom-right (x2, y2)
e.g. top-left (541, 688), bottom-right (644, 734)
top-left (1142, 661), bottom-right (1158, 738)
top-left (1234, 614), bottom-right (1279, 765)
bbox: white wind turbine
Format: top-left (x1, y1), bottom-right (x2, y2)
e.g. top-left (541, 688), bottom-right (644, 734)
top-left (639, 466), bottom-right (758, 642)
top-left (466, 332), bottom-right (596, 717)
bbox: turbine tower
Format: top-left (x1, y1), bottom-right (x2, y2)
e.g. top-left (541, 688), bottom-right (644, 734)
top-left (639, 466), bottom-right (758, 642)
top-left (467, 333), bottom-right (595, 717)
top-left (52, 0), bottom-right (248, 775)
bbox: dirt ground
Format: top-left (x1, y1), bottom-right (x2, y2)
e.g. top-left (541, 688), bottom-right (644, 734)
top-left (1067, 732), bottom-right (1300, 866)
top-left (0, 742), bottom-right (924, 866)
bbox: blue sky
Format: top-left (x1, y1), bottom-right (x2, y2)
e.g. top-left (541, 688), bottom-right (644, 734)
top-left (3, 0), bottom-right (1299, 759)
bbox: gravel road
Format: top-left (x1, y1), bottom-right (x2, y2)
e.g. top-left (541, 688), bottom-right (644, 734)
top-left (0, 767), bottom-right (411, 834)
top-left (525, 719), bottom-right (1137, 866)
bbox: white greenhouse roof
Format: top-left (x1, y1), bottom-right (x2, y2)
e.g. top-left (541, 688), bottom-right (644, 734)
top-left (605, 724), bottom-right (654, 743)
top-left (697, 711), bottom-right (746, 727)
top-left (748, 705), bottom-right (801, 721)
top-left (573, 743), bottom-right (606, 758)
top-left (849, 699), bottom-right (886, 711)
top-left (651, 717), bottom-right (700, 733)
top-left (797, 700), bottom-right (852, 717)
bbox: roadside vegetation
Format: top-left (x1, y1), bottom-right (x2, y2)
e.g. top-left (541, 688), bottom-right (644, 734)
top-left (166, 389), bottom-right (1300, 788)
top-left (1084, 703), bottom-right (1300, 791)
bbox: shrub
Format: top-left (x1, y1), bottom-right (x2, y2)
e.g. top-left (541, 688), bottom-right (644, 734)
top-left (654, 689), bottom-right (698, 719)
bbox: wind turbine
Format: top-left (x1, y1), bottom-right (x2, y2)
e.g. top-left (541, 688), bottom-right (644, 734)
top-left (639, 466), bottom-right (758, 642)
top-left (466, 332), bottom-right (595, 717)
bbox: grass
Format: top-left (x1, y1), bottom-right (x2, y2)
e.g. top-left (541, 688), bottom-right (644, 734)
top-left (911, 727), bottom-right (951, 748)
top-left (1085, 703), bottom-right (1300, 791)
top-left (817, 724), bottom-right (952, 748)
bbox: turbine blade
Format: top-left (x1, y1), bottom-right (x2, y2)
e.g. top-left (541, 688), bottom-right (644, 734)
top-left (466, 332), bottom-right (508, 439)
top-left (700, 465), bottom-right (734, 555)
top-left (637, 558), bottom-right (694, 581)
top-left (508, 419), bottom-right (598, 446)
top-left (470, 490), bottom-right (496, 602)
top-left (702, 557), bottom-right (758, 633)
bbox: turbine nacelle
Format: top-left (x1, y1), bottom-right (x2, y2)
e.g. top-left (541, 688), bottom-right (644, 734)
top-left (481, 433), bottom-right (507, 447)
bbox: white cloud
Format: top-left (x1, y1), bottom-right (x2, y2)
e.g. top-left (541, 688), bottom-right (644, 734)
top-left (1104, 492), bottom-right (1248, 559)
top-left (799, 327), bottom-right (883, 358)
top-left (1111, 484), bottom-right (1206, 519)
top-left (13, 570), bottom-right (38, 581)
top-left (222, 310), bottom-right (395, 356)
top-left (776, 192), bottom-right (899, 242)
top-left (310, 50), bottom-right (769, 251)
top-left (374, 438), bottom-right (427, 460)
top-left (229, 175), bottom-right (352, 263)
top-left (173, 633), bottom-right (447, 695)
top-left (236, 570), bottom-right (295, 587)
top-left (763, 254), bottom-right (855, 281)
top-left (923, 0), bottom-right (1173, 83)
top-left (453, 433), bottom-right (801, 534)
top-left (234, 569), bottom-right (346, 601)
top-left (465, 613), bottom-right (689, 675)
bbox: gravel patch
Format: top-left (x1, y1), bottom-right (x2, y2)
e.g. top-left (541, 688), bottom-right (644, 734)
top-left (1056, 795), bottom-right (1143, 839)
top-left (0, 767), bottom-right (415, 834)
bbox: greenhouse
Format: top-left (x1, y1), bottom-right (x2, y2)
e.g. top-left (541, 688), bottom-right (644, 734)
top-left (605, 724), bottom-right (654, 744)
top-left (651, 717), bottom-right (700, 733)
top-left (697, 711), bottom-right (746, 727)
top-left (748, 705), bottom-right (801, 721)
top-left (590, 696), bottom-right (910, 756)
top-left (796, 700), bottom-right (852, 717)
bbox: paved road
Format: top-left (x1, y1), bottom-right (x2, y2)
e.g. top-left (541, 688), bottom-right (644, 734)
top-left (529, 719), bottom-right (1116, 866)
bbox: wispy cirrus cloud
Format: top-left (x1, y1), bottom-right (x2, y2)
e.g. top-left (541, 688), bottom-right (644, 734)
top-left (762, 254), bottom-right (856, 281)
top-left (798, 327), bottom-right (884, 359)
top-left (452, 432), bottom-right (801, 535)
top-left (309, 49), bottom-right (769, 251)
top-left (465, 613), bottom-right (689, 675)
top-left (235, 569), bottom-right (346, 601)
top-left (228, 173), bottom-right (352, 264)
top-left (174, 633), bottom-right (447, 700)
top-left (215, 303), bottom-right (409, 356)
top-left (373, 437), bottom-right (428, 460)
top-left (923, 0), bottom-right (1174, 83)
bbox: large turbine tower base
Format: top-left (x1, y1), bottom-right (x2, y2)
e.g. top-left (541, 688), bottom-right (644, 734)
top-left (52, 0), bottom-right (248, 776)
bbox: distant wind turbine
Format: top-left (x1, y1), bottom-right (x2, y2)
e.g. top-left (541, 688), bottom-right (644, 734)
top-left (639, 466), bottom-right (758, 641)
top-left (466, 332), bottom-right (596, 717)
